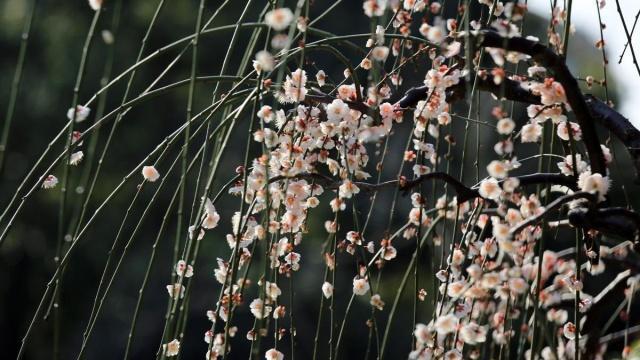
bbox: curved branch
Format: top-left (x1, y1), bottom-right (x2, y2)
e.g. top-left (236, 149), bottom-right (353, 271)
top-left (477, 30), bottom-right (607, 174)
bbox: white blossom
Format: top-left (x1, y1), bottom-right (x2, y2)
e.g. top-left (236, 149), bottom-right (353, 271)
top-left (142, 165), bottom-right (160, 182)
top-left (265, 8), bottom-right (294, 31)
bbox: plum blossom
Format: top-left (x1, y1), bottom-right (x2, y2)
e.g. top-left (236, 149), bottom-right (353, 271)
top-left (353, 277), bottom-right (370, 295)
top-left (69, 151), bottom-right (84, 165)
top-left (521, 123), bottom-right (543, 143)
top-left (162, 339), bottom-right (180, 357)
top-left (557, 154), bottom-right (588, 176)
top-left (282, 69), bottom-right (307, 102)
top-left (322, 282), bottom-right (333, 298)
top-left (496, 117), bottom-right (515, 135)
top-left (67, 105), bottom-right (91, 122)
top-left (285, 252), bottom-right (301, 271)
top-left (434, 313), bottom-right (459, 335)
top-left (142, 165), bottom-right (160, 182)
top-left (578, 171), bottom-right (610, 202)
top-left (250, 298), bottom-right (272, 319)
top-left (371, 46), bottom-right (390, 61)
top-left (202, 198), bottom-right (220, 229)
top-left (42, 175), bottom-right (59, 189)
top-left (265, 348), bottom-right (284, 360)
top-left (363, 0), bottom-right (387, 17)
top-left (166, 283), bottom-right (185, 299)
top-left (265, 8), bottom-right (294, 31)
top-left (175, 260), bottom-right (193, 278)
top-left (339, 180), bottom-right (360, 199)
top-left (316, 70), bottom-right (326, 87)
top-left (370, 294), bottom-right (385, 310)
top-left (326, 99), bottom-right (350, 122)
top-left (265, 281), bottom-right (281, 301)
top-left (556, 121), bottom-right (582, 141)
top-left (563, 322), bottom-right (576, 340)
top-left (479, 178), bottom-right (501, 200)
top-left (253, 51), bottom-right (274, 74)
top-left (487, 160), bottom-right (510, 179)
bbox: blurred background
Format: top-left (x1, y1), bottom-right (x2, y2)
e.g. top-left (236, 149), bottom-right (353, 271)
top-left (0, 0), bottom-right (639, 359)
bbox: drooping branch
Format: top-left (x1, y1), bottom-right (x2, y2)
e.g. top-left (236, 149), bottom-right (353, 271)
top-left (582, 269), bottom-right (633, 357)
top-left (509, 189), bottom-right (640, 244)
top-left (501, 172), bottom-right (575, 189)
top-left (306, 31), bottom-right (640, 181)
top-left (477, 30), bottom-right (607, 175)
top-left (615, 0), bottom-right (640, 77)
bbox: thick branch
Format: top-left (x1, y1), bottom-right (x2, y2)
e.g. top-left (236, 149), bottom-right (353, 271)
top-left (569, 206), bottom-right (640, 242)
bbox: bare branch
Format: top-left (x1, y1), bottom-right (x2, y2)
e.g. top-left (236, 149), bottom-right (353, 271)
top-left (615, 0), bottom-right (640, 77)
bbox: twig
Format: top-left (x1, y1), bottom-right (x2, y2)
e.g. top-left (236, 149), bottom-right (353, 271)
top-left (618, 9), bottom-right (640, 63)
top-left (615, 0), bottom-right (640, 77)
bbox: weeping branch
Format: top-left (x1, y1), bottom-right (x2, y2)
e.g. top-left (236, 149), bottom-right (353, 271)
top-left (476, 30), bottom-right (607, 174)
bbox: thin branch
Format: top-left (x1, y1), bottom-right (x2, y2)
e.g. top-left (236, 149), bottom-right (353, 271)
top-left (615, 0), bottom-right (640, 77)
top-left (0, 0), bottom-right (38, 172)
top-left (510, 191), bottom-right (597, 236)
top-left (619, 9), bottom-right (640, 63)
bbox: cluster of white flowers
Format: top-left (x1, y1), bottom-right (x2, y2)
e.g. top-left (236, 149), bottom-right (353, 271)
top-left (44, 106), bottom-right (93, 189)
